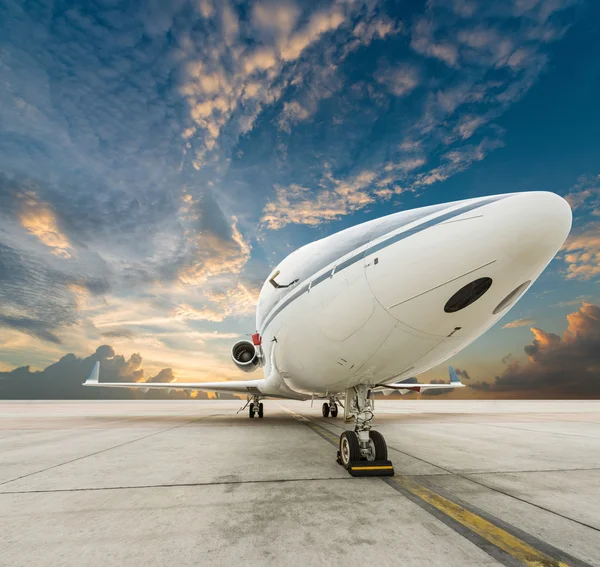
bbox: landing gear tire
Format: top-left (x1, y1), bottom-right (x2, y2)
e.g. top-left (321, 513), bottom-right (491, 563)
top-left (322, 403), bottom-right (330, 418)
top-left (338, 430), bottom-right (360, 469)
top-left (330, 404), bottom-right (338, 418)
top-left (368, 430), bottom-right (387, 461)
top-left (336, 385), bottom-right (394, 476)
top-left (249, 403), bottom-right (254, 418)
top-left (258, 402), bottom-right (264, 418)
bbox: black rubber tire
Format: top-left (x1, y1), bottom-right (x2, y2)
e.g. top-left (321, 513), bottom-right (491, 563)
top-left (339, 430), bottom-right (360, 469)
top-left (249, 403), bottom-right (254, 419)
top-left (322, 402), bottom-right (330, 418)
top-left (258, 402), bottom-right (264, 418)
top-left (369, 430), bottom-right (387, 461)
top-left (330, 404), bottom-right (338, 418)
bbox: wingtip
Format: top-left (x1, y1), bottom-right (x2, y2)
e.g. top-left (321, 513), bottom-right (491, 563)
top-left (84, 361), bottom-right (100, 385)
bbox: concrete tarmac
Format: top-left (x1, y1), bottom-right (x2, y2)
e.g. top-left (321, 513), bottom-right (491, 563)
top-left (0, 400), bottom-right (599, 566)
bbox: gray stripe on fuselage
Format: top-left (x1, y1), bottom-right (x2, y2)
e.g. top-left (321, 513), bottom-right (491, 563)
top-left (259, 196), bottom-right (507, 335)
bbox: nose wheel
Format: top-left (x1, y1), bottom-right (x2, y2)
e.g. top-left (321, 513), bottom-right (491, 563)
top-left (336, 386), bottom-right (394, 476)
top-left (338, 430), bottom-right (388, 467)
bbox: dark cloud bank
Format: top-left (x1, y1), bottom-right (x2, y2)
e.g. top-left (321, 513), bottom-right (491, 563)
top-left (0, 345), bottom-right (211, 400)
top-left (468, 303), bottom-right (600, 398)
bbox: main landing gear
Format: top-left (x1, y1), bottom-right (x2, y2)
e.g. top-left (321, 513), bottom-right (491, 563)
top-left (336, 385), bottom-right (394, 477)
top-left (248, 396), bottom-right (264, 419)
top-left (321, 398), bottom-right (339, 418)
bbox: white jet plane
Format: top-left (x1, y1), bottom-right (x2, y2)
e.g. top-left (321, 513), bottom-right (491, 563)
top-left (84, 191), bottom-right (572, 473)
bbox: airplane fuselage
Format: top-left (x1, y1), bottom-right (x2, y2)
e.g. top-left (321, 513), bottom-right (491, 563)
top-left (255, 192), bottom-right (572, 397)
top-left (85, 191), bottom-right (573, 473)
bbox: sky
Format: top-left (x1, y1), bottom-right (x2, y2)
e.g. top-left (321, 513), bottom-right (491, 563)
top-left (0, 0), bottom-right (599, 398)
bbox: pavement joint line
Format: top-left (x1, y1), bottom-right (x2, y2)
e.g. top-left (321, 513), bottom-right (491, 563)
top-left (0, 414), bottom-right (218, 488)
top-left (458, 474), bottom-right (600, 534)
top-left (0, 475), bottom-right (356, 495)
top-left (307, 412), bottom-right (600, 532)
top-left (417, 468), bottom-right (600, 476)
top-left (468, 422), bottom-right (600, 441)
top-left (281, 405), bottom-right (592, 567)
top-left (315, 416), bottom-right (600, 476)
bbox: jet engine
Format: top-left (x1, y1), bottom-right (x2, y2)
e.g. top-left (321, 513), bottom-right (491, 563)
top-left (231, 340), bottom-right (260, 373)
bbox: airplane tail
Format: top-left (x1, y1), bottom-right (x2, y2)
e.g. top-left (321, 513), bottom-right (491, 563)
top-left (449, 366), bottom-right (461, 384)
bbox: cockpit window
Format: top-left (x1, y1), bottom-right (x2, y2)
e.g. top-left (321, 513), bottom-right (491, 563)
top-left (444, 278), bottom-right (493, 313)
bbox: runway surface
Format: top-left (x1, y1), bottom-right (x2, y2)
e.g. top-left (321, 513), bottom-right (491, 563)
top-left (1, 400), bottom-right (599, 566)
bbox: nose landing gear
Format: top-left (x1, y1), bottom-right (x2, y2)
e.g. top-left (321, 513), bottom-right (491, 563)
top-left (336, 385), bottom-right (394, 477)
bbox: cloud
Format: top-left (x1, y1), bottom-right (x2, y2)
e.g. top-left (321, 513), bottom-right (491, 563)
top-left (19, 192), bottom-right (73, 258)
top-left (454, 367), bottom-right (471, 380)
top-left (101, 328), bottom-right (136, 339)
top-left (0, 240), bottom-right (99, 344)
top-left (279, 8), bottom-right (345, 62)
top-left (550, 297), bottom-right (590, 308)
top-left (176, 192), bottom-right (252, 285)
top-left (375, 64), bottom-right (420, 97)
top-left (146, 367), bottom-right (176, 383)
top-left (412, 137), bottom-right (505, 189)
top-left (564, 174), bottom-right (600, 213)
top-left (251, 1), bottom-right (301, 38)
top-left (174, 281), bottom-right (259, 322)
top-left (503, 317), bottom-right (536, 329)
top-left (0, 345), bottom-right (181, 399)
top-left (556, 174), bottom-right (600, 280)
top-left (0, 315), bottom-right (62, 344)
top-left (260, 169), bottom-right (378, 230)
top-left (350, 16), bottom-right (402, 50)
top-left (411, 18), bottom-right (460, 67)
top-left (179, 1), bottom-right (363, 168)
top-left (256, 0), bottom-right (573, 230)
top-left (278, 101), bottom-right (311, 133)
top-left (259, 135), bottom-right (505, 230)
top-left (560, 224), bottom-right (600, 280)
top-left (471, 303), bottom-right (600, 397)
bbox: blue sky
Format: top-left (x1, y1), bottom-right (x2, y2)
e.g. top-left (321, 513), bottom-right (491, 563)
top-left (1, 0), bottom-right (599, 393)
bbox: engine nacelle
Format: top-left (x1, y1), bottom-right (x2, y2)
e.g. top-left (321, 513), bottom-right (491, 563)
top-left (231, 340), bottom-right (260, 373)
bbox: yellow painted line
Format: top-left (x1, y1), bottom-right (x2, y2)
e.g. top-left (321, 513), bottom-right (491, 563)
top-left (350, 466), bottom-right (393, 471)
top-left (280, 404), bottom-right (573, 567)
top-left (391, 475), bottom-right (571, 567)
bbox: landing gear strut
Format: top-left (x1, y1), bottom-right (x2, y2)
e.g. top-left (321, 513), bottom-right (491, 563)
top-left (248, 396), bottom-right (264, 419)
top-left (337, 385), bottom-right (394, 476)
top-left (322, 398), bottom-right (339, 418)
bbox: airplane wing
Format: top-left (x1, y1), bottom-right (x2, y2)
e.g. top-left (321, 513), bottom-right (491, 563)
top-left (375, 366), bottom-right (465, 394)
top-left (83, 361), bottom-right (267, 396)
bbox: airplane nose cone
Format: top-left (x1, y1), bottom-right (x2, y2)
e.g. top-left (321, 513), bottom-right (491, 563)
top-left (364, 191), bottom-right (572, 339)
top-left (498, 191), bottom-right (572, 265)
